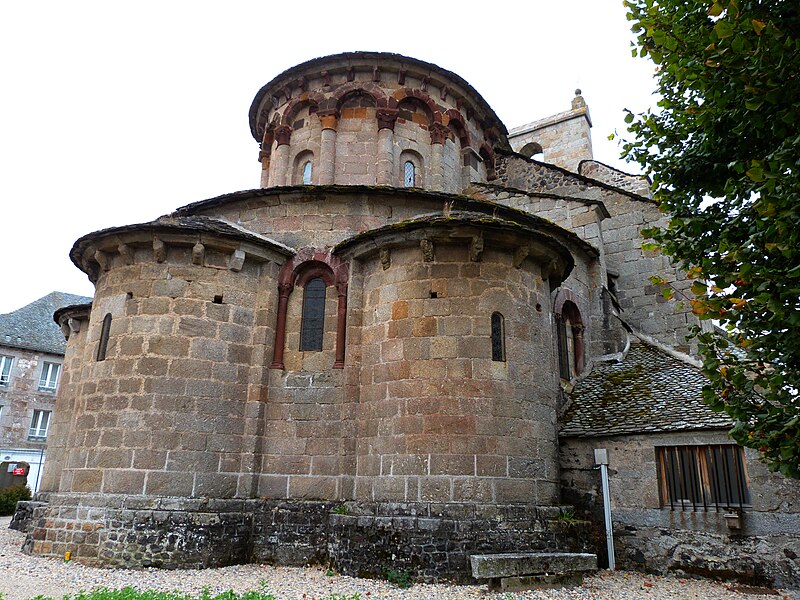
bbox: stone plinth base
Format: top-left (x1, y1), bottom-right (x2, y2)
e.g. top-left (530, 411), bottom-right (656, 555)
top-left (18, 494), bottom-right (594, 581)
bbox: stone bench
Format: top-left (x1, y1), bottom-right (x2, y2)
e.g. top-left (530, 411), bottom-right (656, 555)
top-left (470, 552), bottom-right (598, 591)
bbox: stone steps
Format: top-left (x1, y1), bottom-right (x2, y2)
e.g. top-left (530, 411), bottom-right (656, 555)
top-left (470, 551), bottom-right (598, 592)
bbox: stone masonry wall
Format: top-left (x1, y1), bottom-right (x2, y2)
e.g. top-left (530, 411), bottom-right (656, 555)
top-left (354, 242), bottom-right (561, 505)
top-left (560, 432), bottom-right (800, 588)
top-left (40, 240), bottom-right (283, 501)
top-left (23, 494), bottom-right (592, 581)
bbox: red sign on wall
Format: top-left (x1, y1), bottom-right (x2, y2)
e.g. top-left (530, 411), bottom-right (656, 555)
top-left (12, 468), bottom-right (25, 476)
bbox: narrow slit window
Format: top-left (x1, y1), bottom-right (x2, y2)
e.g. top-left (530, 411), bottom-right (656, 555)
top-left (404, 161), bottom-right (416, 187)
top-left (300, 277), bottom-right (326, 351)
top-left (302, 160), bottom-right (312, 185)
top-left (96, 313), bottom-right (112, 361)
top-left (491, 312), bottom-right (506, 362)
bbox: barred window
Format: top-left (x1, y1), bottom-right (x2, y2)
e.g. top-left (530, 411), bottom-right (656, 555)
top-left (657, 445), bottom-right (751, 511)
top-left (300, 277), bottom-right (326, 351)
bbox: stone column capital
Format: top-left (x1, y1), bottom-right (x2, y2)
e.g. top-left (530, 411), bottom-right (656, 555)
top-left (317, 109), bottom-right (339, 131)
top-left (274, 125), bottom-right (292, 146)
top-left (376, 108), bottom-right (399, 131)
top-left (429, 123), bottom-right (449, 145)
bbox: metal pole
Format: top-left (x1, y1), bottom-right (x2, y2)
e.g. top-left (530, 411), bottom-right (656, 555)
top-left (35, 446), bottom-right (45, 493)
top-left (594, 448), bottom-right (616, 570)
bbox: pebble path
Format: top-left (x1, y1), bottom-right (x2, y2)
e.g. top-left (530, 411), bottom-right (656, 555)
top-left (0, 518), bottom-right (791, 600)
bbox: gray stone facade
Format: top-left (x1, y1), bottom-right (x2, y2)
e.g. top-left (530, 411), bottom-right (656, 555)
top-left (15, 52), bottom-right (799, 588)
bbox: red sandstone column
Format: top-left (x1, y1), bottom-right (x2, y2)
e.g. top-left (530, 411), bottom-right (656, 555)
top-left (273, 125), bottom-right (292, 186)
top-left (376, 109), bottom-right (398, 185)
top-left (271, 283), bottom-right (293, 369)
top-left (318, 111), bottom-right (338, 185)
top-left (333, 281), bottom-right (348, 369)
top-left (429, 123), bottom-right (448, 191)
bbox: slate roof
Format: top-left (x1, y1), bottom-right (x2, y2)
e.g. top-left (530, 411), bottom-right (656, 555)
top-left (0, 292), bottom-right (93, 355)
top-left (560, 342), bottom-right (732, 438)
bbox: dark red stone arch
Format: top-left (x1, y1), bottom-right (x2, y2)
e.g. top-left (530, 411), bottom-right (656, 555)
top-left (271, 248), bottom-right (349, 370)
top-left (281, 91), bottom-right (326, 126)
top-left (391, 88), bottom-right (442, 125)
top-left (444, 108), bottom-right (471, 149)
top-left (479, 143), bottom-right (497, 181)
top-left (331, 82), bottom-right (387, 111)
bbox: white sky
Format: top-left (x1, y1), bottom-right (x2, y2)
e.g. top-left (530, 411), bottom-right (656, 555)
top-left (0, 1), bottom-right (656, 314)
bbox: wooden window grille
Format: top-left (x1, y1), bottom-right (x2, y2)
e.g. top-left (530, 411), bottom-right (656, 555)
top-left (657, 445), bottom-right (751, 512)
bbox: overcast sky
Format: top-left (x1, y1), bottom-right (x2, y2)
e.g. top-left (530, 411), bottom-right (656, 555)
top-left (0, 1), bottom-right (656, 314)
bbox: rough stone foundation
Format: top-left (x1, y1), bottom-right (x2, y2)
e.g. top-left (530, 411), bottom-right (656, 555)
top-left (19, 494), bottom-right (593, 582)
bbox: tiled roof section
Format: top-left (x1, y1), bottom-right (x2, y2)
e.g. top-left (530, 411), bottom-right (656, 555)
top-left (0, 292), bottom-right (93, 355)
top-left (561, 342), bottom-right (732, 437)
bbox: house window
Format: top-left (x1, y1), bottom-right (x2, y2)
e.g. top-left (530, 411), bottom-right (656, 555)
top-left (657, 445), bottom-right (751, 511)
top-left (302, 160), bottom-right (312, 185)
top-left (300, 277), bottom-right (326, 351)
top-left (28, 409), bottom-right (52, 440)
top-left (491, 312), bottom-right (506, 362)
top-left (39, 362), bottom-right (61, 391)
top-left (97, 313), bottom-right (112, 361)
top-left (0, 355), bottom-right (12, 386)
top-left (404, 160), bottom-right (416, 187)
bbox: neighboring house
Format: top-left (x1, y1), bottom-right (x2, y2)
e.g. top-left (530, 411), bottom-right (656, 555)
top-left (15, 52), bottom-right (800, 588)
top-left (0, 292), bottom-right (91, 492)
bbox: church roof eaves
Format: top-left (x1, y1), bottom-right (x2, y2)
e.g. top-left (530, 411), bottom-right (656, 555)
top-left (560, 341), bottom-right (732, 438)
top-left (170, 185), bottom-right (599, 259)
top-left (249, 51), bottom-right (507, 142)
top-left (70, 215), bottom-right (295, 277)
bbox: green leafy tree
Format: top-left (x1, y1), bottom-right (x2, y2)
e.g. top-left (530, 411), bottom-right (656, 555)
top-left (622, 0), bottom-right (800, 477)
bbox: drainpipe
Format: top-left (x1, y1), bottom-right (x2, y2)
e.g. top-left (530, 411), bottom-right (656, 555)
top-left (594, 448), bottom-right (615, 570)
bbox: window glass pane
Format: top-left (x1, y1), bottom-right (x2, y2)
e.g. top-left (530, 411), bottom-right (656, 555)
top-left (300, 277), bottom-right (326, 351)
top-left (39, 362), bottom-right (60, 390)
top-left (29, 409), bottom-right (52, 439)
top-left (404, 161), bottom-right (415, 187)
top-left (0, 356), bottom-right (11, 384)
top-left (491, 312), bottom-right (505, 362)
top-left (303, 161), bottom-right (312, 185)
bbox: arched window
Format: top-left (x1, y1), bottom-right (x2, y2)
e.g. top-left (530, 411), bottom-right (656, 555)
top-left (96, 313), bottom-right (112, 361)
top-left (557, 301), bottom-right (584, 380)
top-left (491, 312), bottom-right (506, 362)
top-left (404, 160), bottom-right (416, 187)
top-left (302, 160), bottom-right (312, 185)
top-left (300, 277), bottom-right (326, 351)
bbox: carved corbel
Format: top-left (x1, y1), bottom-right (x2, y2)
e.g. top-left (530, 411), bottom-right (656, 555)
top-left (153, 238), bottom-right (166, 263)
top-left (372, 66), bottom-right (381, 82)
top-left (192, 242), bottom-right (205, 266)
top-left (229, 249), bottom-right (246, 272)
top-left (346, 66), bottom-right (355, 82)
top-left (397, 69), bottom-right (406, 85)
top-left (380, 248), bottom-right (391, 270)
top-left (513, 246), bottom-right (529, 269)
top-left (420, 239), bottom-right (434, 262)
top-left (117, 243), bottom-right (134, 265)
top-left (440, 85), bottom-right (449, 101)
top-left (469, 235), bottom-right (484, 262)
top-left (94, 250), bottom-right (110, 272)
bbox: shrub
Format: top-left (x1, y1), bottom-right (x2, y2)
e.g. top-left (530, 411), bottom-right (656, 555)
top-left (0, 485), bottom-right (31, 516)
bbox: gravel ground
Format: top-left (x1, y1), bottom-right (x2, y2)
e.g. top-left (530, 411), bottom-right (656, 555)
top-left (0, 518), bottom-right (792, 600)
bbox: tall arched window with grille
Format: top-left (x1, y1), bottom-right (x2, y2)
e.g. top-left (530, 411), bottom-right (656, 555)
top-left (300, 277), bottom-right (326, 351)
top-left (302, 160), bottom-right (312, 185)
